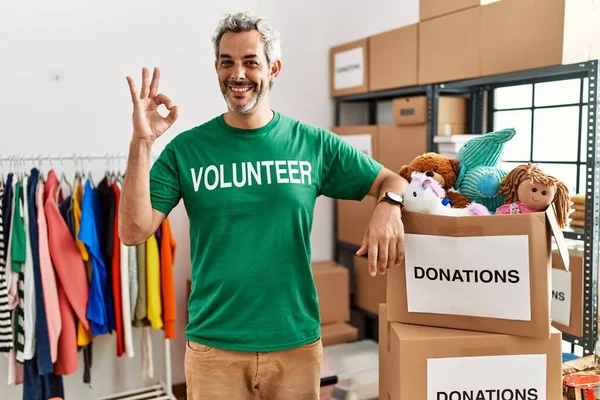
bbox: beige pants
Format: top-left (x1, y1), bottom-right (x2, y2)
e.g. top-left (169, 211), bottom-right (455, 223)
top-left (184, 338), bottom-right (323, 400)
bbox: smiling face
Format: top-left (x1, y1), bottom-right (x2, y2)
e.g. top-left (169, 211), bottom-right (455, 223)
top-left (517, 180), bottom-right (555, 211)
top-left (215, 30), bottom-right (281, 115)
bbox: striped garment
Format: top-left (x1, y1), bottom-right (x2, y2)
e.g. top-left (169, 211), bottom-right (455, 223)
top-left (0, 185), bottom-right (12, 351)
top-left (13, 183), bottom-right (25, 362)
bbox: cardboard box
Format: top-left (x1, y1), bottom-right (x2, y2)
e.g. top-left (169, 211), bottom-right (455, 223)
top-left (387, 208), bottom-right (570, 339)
top-left (313, 261), bottom-right (350, 324)
top-left (321, 322), bottom-right (358, 346)
top-left (331, 125), bottom-right (378, 247)
top-left (377, 124), bottom-right (428, 175)
top-left (379, 304), bottom-right (391, 399)
top-left (420, 0), bottom-right (500, 21)
top-left (353, 256), bottom-right (386, 315)
top-left (330, 39), bottom-right (369, 97)
top-left (481, 0), bottom-right (600, 76)
top-left (418, 7), bottom-right (481, 84)
top-left (392, 96), bottom-right (468, 129)
top-left (368, 24), bottom-right (418, 91)
top-left (551, 251), bottom-right (584, 337)
top-left (380, 304), bottom-right (563, 400)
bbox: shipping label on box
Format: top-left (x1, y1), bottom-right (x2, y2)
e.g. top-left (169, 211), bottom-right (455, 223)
top-left (551, 269), bottom-right (572, 327)
top-left (404, 233), bottom-right (531, 321)
top-left (339, 133), bottom-right (373, 158)
top-left (333, 47), bottom-right (365, 91)
top-left (427, 354), bottom-right (547, 400)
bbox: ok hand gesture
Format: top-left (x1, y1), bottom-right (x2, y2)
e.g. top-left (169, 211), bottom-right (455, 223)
top-left (126, 67), bottom-right (179, 143)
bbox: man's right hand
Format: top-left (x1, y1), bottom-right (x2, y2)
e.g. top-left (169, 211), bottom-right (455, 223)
top-left (126, 67), bottom-right (179, 142)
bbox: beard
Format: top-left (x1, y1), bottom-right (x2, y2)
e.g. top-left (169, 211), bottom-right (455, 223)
top-left (221, 80), bottom-right (266, 114)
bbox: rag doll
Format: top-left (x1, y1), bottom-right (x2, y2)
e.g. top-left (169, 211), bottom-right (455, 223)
top-left (404, 172), bottom-right (490, 216)
top-left (495, 163), bottom-right (571, 228)
top-left (398, 152), bottom-right (471, 209)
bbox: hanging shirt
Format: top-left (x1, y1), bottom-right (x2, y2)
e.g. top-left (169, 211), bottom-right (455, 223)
top-left (21, 175), bottom-right (36, 361)
top-left (133, 243), bottom-right (148, 327)
top-left (44, 170), bottom-right (90, 330)
top-left (36, 180), bottom-right (61, 363)
top-left (116, 182), bottom-right (134, 357)
top-left (128, 246), bottom-right (138, 321)
top-left (12, 181), bottom-right (26, 362)
top-left (73, 182), bottom-right (93, 347)
top-left (0, 184), bottom-right (12, 351)
top-left (110, 182), bottom-right (124, 357)
top-left (146, 234), bottom-right (162, 330)
top-left (160, 218), bottom-right (177, 339)
top-left (27, 168), bottom-right (53, 374)
top-left (3, 174), bottom-right (17, 310)
top-left (79, 178), bottom-right (108, 335)
top-left (97, 178), bottom-right (116, 333)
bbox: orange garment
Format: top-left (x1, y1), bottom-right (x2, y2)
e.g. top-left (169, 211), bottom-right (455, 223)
top-left (160, 218), bottom-right (177, 339)
top-left (111, 183), bottom-right (124, 357)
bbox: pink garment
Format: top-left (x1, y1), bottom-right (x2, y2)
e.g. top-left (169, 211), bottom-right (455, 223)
top-left (43, 170), bottom-right (89, 330)
top-left (496, 201), bottom-right (538, 215)
top-left (36, 182), bottom-right (62, 363)
top-left (54, 280), bottom-right (77, 375)
top-left (44, 170), bottom-right (90, 375)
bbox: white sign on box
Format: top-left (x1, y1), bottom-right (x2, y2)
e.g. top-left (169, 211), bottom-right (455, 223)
top-left (333, 47), bottom-right (364, 90)
top-left (404, 234), bottom-right (531, 320)
top-left (427, 354), bottom-right (547, 400)
top-left (339, 134), bottom-right (373, 158)
top-left (551, 269), bottom-right (572, 326)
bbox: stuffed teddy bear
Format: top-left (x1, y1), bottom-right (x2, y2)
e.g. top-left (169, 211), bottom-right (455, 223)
top-left (398, 152), bottom-right (472, 209)
top-left (454, 128), bottom-right (517, 213)
top-left (495, 163), bottom-right (571, 228)
top-left (404, 172), bottom-right (490, 216)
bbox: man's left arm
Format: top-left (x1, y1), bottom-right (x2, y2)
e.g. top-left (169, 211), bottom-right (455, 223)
top-left (356, 168), bottom-right (408, 277)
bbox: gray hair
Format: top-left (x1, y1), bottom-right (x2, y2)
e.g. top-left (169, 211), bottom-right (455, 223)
top-left (212, 11), bottom-right (282, 65)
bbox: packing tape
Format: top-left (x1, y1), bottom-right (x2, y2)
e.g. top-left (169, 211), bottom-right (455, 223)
top-left (459, 346), bottom-right (507, 358)
top-left (436, 224), bottom-right (485, 237)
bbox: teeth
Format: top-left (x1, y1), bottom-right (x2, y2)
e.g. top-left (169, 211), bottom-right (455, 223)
top-left (230, 86), bottom-right (251, 93)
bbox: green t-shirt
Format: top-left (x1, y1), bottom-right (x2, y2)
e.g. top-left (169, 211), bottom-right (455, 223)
top-left (149, 111), bottom-right (382, 352)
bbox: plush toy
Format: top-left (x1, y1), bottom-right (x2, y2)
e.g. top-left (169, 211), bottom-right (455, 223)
top-left (398, 152), bottom-right (471, 209)
top-left (404, 172), bottom-right (490, 216)
top-left (454, 128), bottom-right (517, 213)
top-left (495, 163), bottom-right (571, 228)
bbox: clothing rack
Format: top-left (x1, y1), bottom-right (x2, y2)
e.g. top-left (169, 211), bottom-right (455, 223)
top-left (1, 151), bottom-right (176, 400)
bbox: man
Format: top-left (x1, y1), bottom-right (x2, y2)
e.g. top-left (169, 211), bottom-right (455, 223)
top-left (119, 11), bottom-right (407, 400)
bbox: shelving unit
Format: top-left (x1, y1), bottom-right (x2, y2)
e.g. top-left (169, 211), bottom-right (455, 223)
top-left (332, 60), bottom-right (600, 355)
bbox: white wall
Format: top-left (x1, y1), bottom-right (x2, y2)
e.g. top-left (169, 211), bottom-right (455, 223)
top-left (0, 0), bottom-right (417, 397)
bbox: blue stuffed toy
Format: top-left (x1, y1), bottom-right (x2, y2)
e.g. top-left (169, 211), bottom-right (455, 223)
top-left (454, 128), bottom-right (517, 213)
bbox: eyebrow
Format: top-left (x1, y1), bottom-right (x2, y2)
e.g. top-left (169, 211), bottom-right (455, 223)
top-left (219, 53), bottom-right (259, 59)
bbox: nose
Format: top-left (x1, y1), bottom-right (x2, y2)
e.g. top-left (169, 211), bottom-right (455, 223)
top-left (425, 170), bottom-right (434, 177)
top-left (230, 63), bottom-right (246, 81)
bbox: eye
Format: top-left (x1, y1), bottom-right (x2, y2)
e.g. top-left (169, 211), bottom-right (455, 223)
top-left (541, 190), bottom-right (547, 195)
top-left (413, 191), bottom-right (417, 197)
top-left (532, 188), bottom-right (537, 193)
top-left (433, 167), bottom-right (437, 172)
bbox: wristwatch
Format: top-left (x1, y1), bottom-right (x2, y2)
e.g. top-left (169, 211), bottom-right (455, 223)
top-left (379, 191), bottom-right (404, 210)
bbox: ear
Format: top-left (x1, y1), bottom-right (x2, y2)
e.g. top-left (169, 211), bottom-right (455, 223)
top-left (399, 165), bottom-right (411, 180)
top-left (269, 59), bottom-right (282, 86)
top-left (449, 159), bottom-right (460, 177)
top-left (422, 179), bottom-right (432, 190)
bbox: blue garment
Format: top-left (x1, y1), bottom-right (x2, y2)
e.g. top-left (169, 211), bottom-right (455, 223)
top-left (78, 179), bottom-right (109, 335)
top-left (27, 169), bottom-right (53, 374)
top-left (23, 355), bottom-right (64, 400)
top-left (96, 178), bottom-right (116, 333)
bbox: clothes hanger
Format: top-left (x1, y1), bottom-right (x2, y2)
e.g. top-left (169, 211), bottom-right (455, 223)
top-left (58, 155), bottom-right (73, 197)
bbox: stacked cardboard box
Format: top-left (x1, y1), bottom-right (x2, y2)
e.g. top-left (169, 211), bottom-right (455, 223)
top-left (312, 261), bottom-right (358, 346)
top-left (332, 97), bottom-right (466, 247)
top-left (330, 0), bottom-right (599, 93)
top-left (379, 208), bottom-right (570, 399)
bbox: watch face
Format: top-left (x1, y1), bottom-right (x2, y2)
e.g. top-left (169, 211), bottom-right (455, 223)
top-left (387, 192), bottom-right (403, 203)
